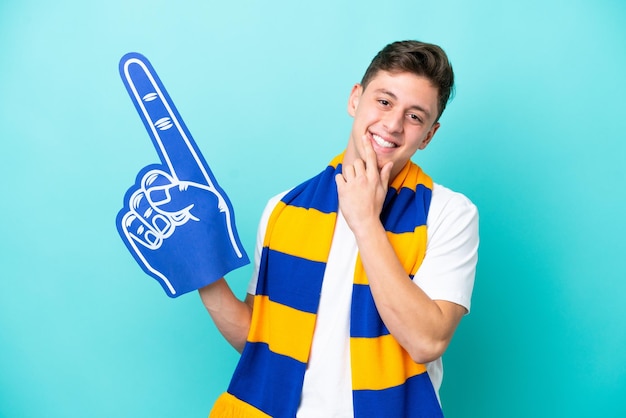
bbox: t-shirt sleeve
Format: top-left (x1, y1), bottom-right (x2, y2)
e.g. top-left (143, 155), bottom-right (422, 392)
top-left (413, 184), bottom-right (479, 313)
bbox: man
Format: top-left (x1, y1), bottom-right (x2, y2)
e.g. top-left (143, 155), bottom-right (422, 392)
top-left (199, 40), bottom-right (479, 417)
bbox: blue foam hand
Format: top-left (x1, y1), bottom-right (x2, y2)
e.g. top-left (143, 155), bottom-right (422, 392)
top-left (116, 53), bottom-right (249, 298)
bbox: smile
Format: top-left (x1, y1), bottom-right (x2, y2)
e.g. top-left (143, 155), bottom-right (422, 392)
top-left (372, 134), bottom-right (397, 148)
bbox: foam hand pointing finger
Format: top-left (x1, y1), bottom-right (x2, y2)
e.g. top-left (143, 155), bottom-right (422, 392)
top-left (116, 53), bottom-right (249, 298)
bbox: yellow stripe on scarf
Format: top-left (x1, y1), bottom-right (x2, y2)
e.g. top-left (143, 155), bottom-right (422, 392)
top-left (264, 201), bottom-right (337, 262)
top-left (353, 226), bottom-right (428, 285)
top-left (209, 392), bottom-right (271, 418)
top-left (247, 295), bottom-right (316, 363)
top-left (351, 334), bottom-right (428, 390)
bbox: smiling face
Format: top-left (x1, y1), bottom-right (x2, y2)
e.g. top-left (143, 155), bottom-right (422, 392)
top-left (345, 70), bottom-right (441, 181)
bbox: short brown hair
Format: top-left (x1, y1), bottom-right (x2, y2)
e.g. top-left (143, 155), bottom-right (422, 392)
top-left (361, 40), bottom-right (455, 121)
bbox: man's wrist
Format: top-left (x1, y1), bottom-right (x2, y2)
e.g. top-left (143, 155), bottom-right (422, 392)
top-left (351, 218), bottom-right (386, 242)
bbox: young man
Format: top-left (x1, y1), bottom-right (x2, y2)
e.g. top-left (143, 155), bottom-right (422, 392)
top-left (200, 40), bottom-right (479, 417)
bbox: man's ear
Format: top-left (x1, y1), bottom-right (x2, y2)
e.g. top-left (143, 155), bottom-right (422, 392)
top-left (419, 122), bottom-right (441, 150)
top-left (347, 84), bottom-right (362, 117)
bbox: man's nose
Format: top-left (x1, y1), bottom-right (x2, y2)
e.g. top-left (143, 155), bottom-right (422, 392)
top-left (382, 109), bottom-right (404, 133)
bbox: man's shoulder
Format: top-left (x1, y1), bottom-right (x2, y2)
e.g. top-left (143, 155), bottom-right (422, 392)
top-left (429, 183), bottom-right (478, 228)
top-left (431, 183), bottom-right (477, 211)
top-left (266, 189), bottom-right (291, 207)
top-left (258, 189), bottom-right (292, 226)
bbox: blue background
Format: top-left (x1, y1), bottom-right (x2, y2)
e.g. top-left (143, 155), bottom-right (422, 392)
top-left (1, 0), bottom-right (625, 416)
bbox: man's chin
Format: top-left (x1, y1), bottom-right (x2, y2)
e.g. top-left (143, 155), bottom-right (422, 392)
top-left (372, 152), bottom-right (390, 171)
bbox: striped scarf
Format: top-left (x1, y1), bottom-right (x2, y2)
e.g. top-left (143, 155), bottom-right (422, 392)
top-left (210, 154), bottom-right (442, 417)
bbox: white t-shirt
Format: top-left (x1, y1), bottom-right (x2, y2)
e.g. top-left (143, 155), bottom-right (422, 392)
top-left (247, 183), bottom-right (479, 417)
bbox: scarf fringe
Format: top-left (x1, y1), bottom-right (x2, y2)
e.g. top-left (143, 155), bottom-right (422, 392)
top-left (209, 392), bottom-right (271, 418)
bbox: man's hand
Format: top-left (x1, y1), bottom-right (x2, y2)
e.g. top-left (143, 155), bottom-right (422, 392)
top-left (335, 135), bottom-right (393, 236)
top-left (116, 53), bottom-right (249, 298)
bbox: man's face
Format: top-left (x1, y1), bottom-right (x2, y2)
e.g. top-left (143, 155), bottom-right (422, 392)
top-left (345, 70), bottom-right (441, 181)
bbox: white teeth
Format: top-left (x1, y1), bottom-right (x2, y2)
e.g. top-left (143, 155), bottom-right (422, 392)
top-left (372, 134), bottom-right (396, 148)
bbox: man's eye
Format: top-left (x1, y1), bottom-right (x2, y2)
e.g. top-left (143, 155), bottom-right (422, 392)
top-left (378, 100), bottom-right (390, 106)
top-left (408, 114), bottom-right (422, 123)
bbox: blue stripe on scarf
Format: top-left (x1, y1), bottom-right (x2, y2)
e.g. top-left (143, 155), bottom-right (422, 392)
top-left (283, 164), bottom-right (339, 214)
top-left (352, 373), bottom-right (443, 418)
top-left (256, 248), bottom-right (325, 314)
top-left (351, 283), bottom-right (391, 338)
top-left (228, 342), bottom-right (306, 418)
top-left (382, 184), bottom-right (432, 233)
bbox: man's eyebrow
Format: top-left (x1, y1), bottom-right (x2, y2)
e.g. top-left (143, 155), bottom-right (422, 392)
top-left (375, 88), bottom-right (398, 101)
top-left (374, 88), bottom-right (432, 118)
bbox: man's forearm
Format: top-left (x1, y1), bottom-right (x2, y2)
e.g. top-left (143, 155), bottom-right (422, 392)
top-left (354, 222), bottom-right (465, 363)
top-left (198, 278), bottom-right (253, 353)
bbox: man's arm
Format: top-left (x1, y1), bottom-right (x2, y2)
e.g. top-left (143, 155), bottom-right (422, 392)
top-left (350, 222), bottom-right (466, 363)
top-left (335, 136), bottom-right (470, 364)
top-left (198, 279), bottom-right (254, 353)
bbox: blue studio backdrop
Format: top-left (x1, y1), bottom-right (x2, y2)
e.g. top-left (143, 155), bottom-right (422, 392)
top-left (1, 1), bottom-right (625, 417)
